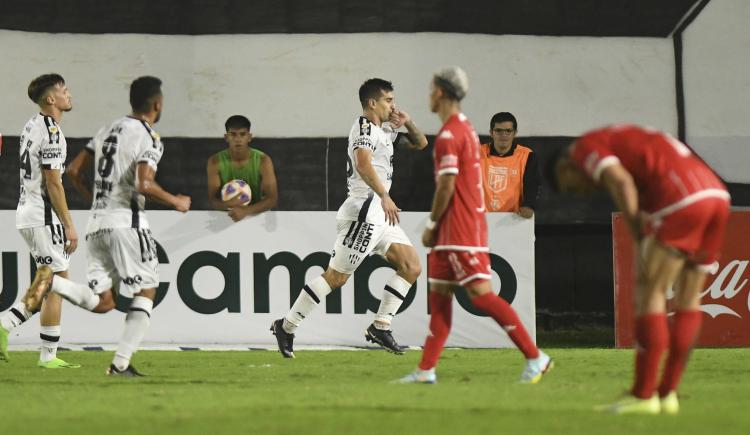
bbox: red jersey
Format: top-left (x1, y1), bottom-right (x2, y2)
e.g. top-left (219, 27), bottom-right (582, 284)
top-left (571, 125), bottom-right (729, 217)
top-left (433, 113), bottom-right (488, 251)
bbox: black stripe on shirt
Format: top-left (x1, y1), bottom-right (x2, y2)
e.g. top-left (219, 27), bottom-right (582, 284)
top-left (130, 197), bottom-right (140, 229)
top-left (357, 192), bottom-right (374, 222)
top-left (42, 115), bottom-right (58, 144)
top-left (42, 194), bottom-right (52, 225)
top-left (138, 120), bottom-right (156, 148)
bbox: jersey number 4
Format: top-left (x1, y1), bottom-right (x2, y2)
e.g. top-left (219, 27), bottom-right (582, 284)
top-left (20, 147), bottom-right (32, 179)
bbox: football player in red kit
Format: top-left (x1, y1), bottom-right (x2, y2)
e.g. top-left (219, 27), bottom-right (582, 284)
top-left (399, 66), bottom-right (552, 385)
top-left (550, 124), bottom-right (730, 414)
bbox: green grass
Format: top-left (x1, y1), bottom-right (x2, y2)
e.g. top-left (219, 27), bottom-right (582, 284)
top-left (1, 348), bottom-right (748, 435)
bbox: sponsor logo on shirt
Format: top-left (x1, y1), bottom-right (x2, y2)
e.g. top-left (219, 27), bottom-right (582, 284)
top-left (488, 165), bottom-right (508, 192)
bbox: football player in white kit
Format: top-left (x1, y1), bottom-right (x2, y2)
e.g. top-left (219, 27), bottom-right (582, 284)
top-left (272, 78), bottom-right (428, 358)
top-left (87, 76), bottom-right (191, 375)
top-left (31, 77), bottom-right (190, 376)
top-left (0, 74), bottom-right (82, 367)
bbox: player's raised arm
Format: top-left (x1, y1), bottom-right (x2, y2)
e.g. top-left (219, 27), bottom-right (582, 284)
top-left (354, 147), bottom-right (400, 225)
top-left (136, 162), bottom-right (190, 212)
top-left (66, 148), bottom-right (94, 205)
top-left (390, 108), bottom-right (428, 150)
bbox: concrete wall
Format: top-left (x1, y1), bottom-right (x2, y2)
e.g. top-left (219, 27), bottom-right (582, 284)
top-left (0, 30), bottom-right (675, 138)
top-left (684, 0), bottom-right (750, 183)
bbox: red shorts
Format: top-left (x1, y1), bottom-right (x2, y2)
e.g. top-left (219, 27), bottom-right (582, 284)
top-left (427, 249), bottom-right (492, 286)
top-left (650, 196), bottom-right (730, 267)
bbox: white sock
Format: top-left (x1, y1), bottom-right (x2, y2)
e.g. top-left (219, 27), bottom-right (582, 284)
top-left (0, 302), bottom-right (34, 331)
top-left (374, 275), bottom-right (412, 330)
top-left (283, 275), bottom-right (332, 333)
top-left (52, 276), bottom-right (100, 311)
top-left (40, 325), bottom-right (61, 363)
top-left (113, 296), bottom-right (153, 370)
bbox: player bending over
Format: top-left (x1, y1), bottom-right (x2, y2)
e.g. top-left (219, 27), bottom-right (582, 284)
top-left (548, 124), bottom-right (730, 414)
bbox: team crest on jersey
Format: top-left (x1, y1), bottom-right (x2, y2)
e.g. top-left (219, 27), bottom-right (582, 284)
top-left (488, 165), bottom-right (509, 192)
top-left (47, 125), bottom-right (58, 134)
top-left (150, 131), bottom-right (160, 141)
top-left (359, 117), bottom-right (371, 136)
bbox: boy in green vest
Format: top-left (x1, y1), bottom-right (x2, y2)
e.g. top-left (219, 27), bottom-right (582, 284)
top-left (207, 115), bottom-right (278, 221)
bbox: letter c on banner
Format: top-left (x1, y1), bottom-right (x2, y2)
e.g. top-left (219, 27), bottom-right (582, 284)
top-left (176, 251), bottom-right (241, 314)
top-left (354, 256), bottom-right (417, 314)
top-left (454, 253), bottom-right (517, 316)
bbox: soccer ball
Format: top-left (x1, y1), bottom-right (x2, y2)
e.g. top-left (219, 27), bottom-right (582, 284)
top-left (221, 179), bottom-right (252, 206)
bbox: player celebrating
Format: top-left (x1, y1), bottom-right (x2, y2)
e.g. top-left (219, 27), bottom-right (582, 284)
top-left (400, 67), bottom-right (552, 384)
top-left (0, 74), bottom-right (81, 368)
top-left (549, 125), bottom-right (730, 414)
top-left (271, 78), bottom-right (428, 357)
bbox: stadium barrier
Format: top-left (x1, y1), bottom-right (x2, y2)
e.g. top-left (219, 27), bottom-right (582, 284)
top-left (0, 211), bottom-right (535, 348)
top-left (613, 210), bottom-right (750, 347)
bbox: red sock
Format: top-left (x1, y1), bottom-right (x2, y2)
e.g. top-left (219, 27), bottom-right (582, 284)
top-left (658, 310), bottom-right (702, 397)
top-left (631, 313), bottom-right (669, 399)
top-left (419, 292), bottom-right (453, 370)
top-left (471, 292), bottom-right (539, 359)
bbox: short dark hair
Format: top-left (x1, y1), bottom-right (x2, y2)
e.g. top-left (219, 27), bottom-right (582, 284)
top-left (28, 74), bottom-right (65, 104)
top-left (225, 115), bottom-right (251, 131)
top-left (359, 78), bottom-right (393, 108)
top-left (490, 112), bottom-right (517, 131)
top-left (130, 76), bottom-right (162, 113)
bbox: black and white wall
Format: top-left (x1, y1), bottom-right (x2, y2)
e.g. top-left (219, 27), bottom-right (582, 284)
top-left (0, 0), bottom-right (746, 318)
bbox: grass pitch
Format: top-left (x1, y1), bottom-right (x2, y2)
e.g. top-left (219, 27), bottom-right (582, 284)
top-left (1, 348), bottom-right (748, 435)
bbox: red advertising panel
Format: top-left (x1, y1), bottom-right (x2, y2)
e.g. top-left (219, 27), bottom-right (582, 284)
top-left (614, 211), bottom-right (750, 348)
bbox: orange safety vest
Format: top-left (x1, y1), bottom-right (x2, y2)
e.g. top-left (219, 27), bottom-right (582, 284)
top-left (480, 143), bottom-right (532, 212)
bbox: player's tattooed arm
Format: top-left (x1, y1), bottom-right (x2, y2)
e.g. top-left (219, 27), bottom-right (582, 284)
top-left (137, 163), bottom-right (191, 212)
top-left (44, 168), bottom-right (78, 254)
top-left (390, 109), bottom-right (428, 150)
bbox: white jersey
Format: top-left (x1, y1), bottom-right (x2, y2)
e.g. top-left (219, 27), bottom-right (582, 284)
top-left (16, 113), bottom-right (67, 229)
top-left (86, 116), bottom-right (164, 232)
top-left (336, 116), bottom-right (398, 224)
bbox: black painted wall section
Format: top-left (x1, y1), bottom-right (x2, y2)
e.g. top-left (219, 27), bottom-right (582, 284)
top-left (0, 0), bottom-right (700, 37)
top-left (1, 134), bottom-right (746, 318)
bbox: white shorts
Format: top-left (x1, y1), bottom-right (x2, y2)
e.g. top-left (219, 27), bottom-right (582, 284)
top-left (86, 227), bottom-right (159, 297)
top-left (18, 224), bottom-right (70, 273)
top-left (329, 219), bottom-right (412, 275)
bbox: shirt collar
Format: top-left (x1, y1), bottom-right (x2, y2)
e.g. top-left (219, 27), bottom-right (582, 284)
top-left (490, 142), bottom-right (517, 157)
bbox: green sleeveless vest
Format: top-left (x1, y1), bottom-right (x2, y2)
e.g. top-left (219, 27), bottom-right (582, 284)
top-left (216, 148), bottom-right (264, 205)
